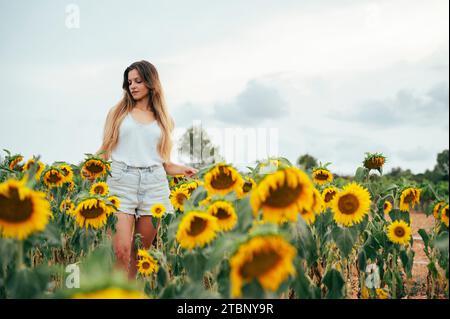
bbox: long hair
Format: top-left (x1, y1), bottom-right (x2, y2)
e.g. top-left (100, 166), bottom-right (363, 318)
top-left (98, 60), bottom-right (175, 162)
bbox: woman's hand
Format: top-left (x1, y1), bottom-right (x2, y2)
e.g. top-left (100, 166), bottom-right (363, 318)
top-left (183, 166), bottom-right (198, 178)
top-left (163, 161), bottom-right (199, 177)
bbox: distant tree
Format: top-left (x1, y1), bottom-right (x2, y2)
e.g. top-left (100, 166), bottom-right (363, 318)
top-left (435, 149), bottom-right (449, 179)
top-left (296, 154), bottom-right (318, 171)
top-left (386, 167), bottom-right (413, 179)
top-left (177, 125), bottom-right (224, 169)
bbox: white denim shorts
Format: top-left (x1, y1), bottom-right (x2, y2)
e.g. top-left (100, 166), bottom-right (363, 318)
top-left (106, 159), bottom-right (175, 218)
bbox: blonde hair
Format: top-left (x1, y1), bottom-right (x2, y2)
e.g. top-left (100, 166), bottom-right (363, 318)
top-left (97, 60), bottom-right (174, 162)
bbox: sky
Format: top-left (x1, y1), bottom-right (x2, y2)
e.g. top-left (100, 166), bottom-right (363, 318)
top-left (0, 0), bottom-right (448, 175)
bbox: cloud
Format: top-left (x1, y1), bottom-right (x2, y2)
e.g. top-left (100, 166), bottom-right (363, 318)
top-left (327, 82), bottom-right (449, 128)
top-left (213, 80), bottom-right (289, 125)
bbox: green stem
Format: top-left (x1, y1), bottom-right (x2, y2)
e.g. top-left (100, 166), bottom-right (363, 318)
top-left (17, 240), bottom-right (25, 270)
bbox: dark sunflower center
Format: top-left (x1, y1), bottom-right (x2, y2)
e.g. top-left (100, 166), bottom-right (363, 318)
top-left (403, 192), bottom-right (415, 204)
top-left (315, 172), bottom-right (329, 180)
top-left (86, 163), bottom-right (104, 174)
top-left (210, 167), bottom-right (235, 190)
top-left (384, 203), bottom-right (389, 210)
top-left (155, 208), bottom-right (161, 213)
top-left (0, 187), bottom-right (34, 223)
top-left (94, 186), bottom-right (104, 193)
top-left (300, 208), bottom-right (309, 216)
top-left (394, 226), bottom-right (405, 237)
top-left (187, 216), bottom-right (208, 236)
top-left (264, 182), bottom-right (303, 208)
top-left (243, 182), bottom-right (253, 193)
top-left (142, 261), bottom-right (150, 270)
top-left (176, 193), bottom-right (188, 204)
top-left (48, 171), bottom-right (62, 183)
top-left (444, 208), bottom-right (448, 218)
top-left (239, 250), bottom-right (281, 279)
top-left (324, 191), bottom-right (336, 203)
top-left (80, 203), bottom-right (105, 219)
top-left (338, 194), bottom-right (359, 215)
top-left (214, 208), bottom-right (231, 220)
top-left (61, 168), bottom-right (69, 176)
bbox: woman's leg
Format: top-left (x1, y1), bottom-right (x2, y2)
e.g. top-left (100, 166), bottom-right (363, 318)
top-left (128, 216), bottom-right (160, 279)
top-left (112, 213), bottom-right (136, 275)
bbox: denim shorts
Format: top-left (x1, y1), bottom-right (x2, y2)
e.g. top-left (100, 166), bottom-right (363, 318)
top-left (106, 159), bottom-right (175, 218)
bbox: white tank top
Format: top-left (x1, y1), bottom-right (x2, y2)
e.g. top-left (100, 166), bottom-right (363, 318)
top-left (111, 112), bottom-right (164, 167)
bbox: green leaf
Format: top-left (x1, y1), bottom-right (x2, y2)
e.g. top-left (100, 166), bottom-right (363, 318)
top-left (389, 209), bottom-right (410, 224)
top-left (331, 226), bottom-right (358, 258)
top-left (400, 249), bottom-right (414, 278)
top-left (295, 218), bottom-right (318, 267)
top-left (241, 279), bottom-right (265, 298)
top-left (182, 252), bottom-right (207, 281)
top-left (205, 235), bottom-right (238, 270)
top-left (293, 262), bottom-right (317, 299)
top-left (322, 269), bottom-right (345, 299)
top-left (217, 260), bottom-right (231, 298)
top-left (156, 266), bottom-right (168, 288)
top-left (358, 250), bottom-right (367, 271)
top-left (418, 229), bottom-right (430, 247)
top-left (235, 197), bottom-right (253, 232)
top-left (354, 167), bottom-right (368, 183)
top-left (6, 266), bottom-right (50, 298)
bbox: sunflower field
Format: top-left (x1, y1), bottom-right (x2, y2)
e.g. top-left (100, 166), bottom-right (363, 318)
top-left (0, 149), bottom-right (448, 299)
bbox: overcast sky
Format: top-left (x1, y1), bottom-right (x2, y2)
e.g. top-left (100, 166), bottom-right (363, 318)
top-left (0, 0), bottom-right (448, 175)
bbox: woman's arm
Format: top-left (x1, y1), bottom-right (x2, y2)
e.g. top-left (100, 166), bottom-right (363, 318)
top-left (163, 161), bottom-right (198, 178)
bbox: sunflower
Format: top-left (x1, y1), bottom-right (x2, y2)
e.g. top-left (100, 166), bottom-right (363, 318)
top-left (107, 195), bottom-right (121, 212)
top-left (311, 188), bottom-right (325, 214)
top-left (67, 181), bottom-right (76, 192)
top-left (322, 186), bottom-right (339, 209)
top-left (441, 204), bottom-right (449, 227)
top-left (0, 178), bottom-right (52, 240)
top-left (250, 167), bottom-right (314, 224)
top-left (198, 195), bottom-right (212, 207)
top-left (204, 163), bottom-right (245, 196)
top-left (299, 189), bottom-right (323, 225)
top-left (60, 198), bottom-right (75, 215)
top-left (237, 176), bottom-right (256, 199)
top-left (230, 235), bottom-right (296, 298)
top-left (73, 198), bottom-right (113, 229)
top-left (207, 200), bottom-right (237, 231)
top-left (89, 182), bottom-right (109, 196)
top-left (176, 211), bottom-right (219, 250)
top-left (376, 288), bottom-right (389, 299)
top-left (71, 288), bottom-right (147, 299)
top-left (387, 220), bottom-right (412, 245)
top-left (180, 180), bottom-right (203, 195)
top-left (42, 167), bottom-right (65, 189)
top-left (299, 208), bottom-right (316, 225)
top-left (137, 248), bottom-right (151, 259)
top-left (331, 182), bottom-right (372, 227)
top-left (150, 203), bottom-right (166, 218)
top-left (433, 201), bottom-right (446, 219)
top-left (170, 187), bottom-right (190, 212)
top-left (312, 168), bottom-right (333, 186)
top-left (8, 155), bottom-right (23, 170)
top-left (363, 152), bottom-right (387, 170)
top-left (23, 158), bottom-right (46, 181)
top-left (383, 201), bottom-right (393, 215)
top-left (169, 174), bottom-right (186, 188)
top-left (137, 254), bottom-right (159, 276)
top-left (399, 187), bottom-right (421, 212)
top-left (57, 164), bottom-right (74, 184)
top-left (81, 159), bottom-right (109, 180)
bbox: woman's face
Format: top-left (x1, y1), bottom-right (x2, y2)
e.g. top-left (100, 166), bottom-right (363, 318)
top-left (128, 68), bottom-right (149, 101)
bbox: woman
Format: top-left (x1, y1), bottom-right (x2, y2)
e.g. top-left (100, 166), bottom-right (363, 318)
top-left (88, 60), bottom-right (197, 279)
